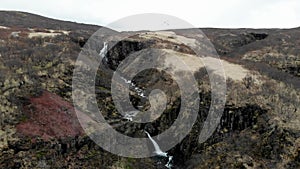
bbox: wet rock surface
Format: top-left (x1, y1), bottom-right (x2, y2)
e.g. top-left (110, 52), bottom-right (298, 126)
top-left (0, 11), bottom-right (299, 168)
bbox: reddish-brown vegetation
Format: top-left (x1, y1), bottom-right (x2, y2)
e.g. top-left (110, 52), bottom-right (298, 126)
top-left (16, 90), bottom-right (83, 140)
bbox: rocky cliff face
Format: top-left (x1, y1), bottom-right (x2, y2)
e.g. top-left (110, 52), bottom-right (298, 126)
top-left (0, 11), bottom-right (299, 169)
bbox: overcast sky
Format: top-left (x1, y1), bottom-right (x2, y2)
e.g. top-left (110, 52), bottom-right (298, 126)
top-left (0, 0), bottom-right (299, 29)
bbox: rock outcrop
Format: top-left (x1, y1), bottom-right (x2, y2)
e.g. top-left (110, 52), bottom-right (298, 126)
top-left (0, 11), bottom-right (299, 169)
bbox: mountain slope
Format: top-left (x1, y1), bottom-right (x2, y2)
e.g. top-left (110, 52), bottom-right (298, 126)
top-left (0, 11), bottom-right (299, 168)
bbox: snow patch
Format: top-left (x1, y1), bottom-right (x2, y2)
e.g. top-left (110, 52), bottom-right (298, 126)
top-left (0, 26), bottom-right (9, 29)
top-left (48, 29), bottom-right (70, 35)
top-left (28, 32), bottom-right (62, 38)
top-left (28, 29), bottom-right (70, 38)
top-left (10, 31), bottom-right (21, 38)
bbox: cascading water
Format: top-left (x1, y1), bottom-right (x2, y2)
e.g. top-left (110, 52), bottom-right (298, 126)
top-left (145, 131), bottom-right (173, 169)
top-left (100, 41), bottom-right (172, 168)
top-left (99, 42), bottom-right (108, 59)
top-left (123, 111), bottom-right (139, 121)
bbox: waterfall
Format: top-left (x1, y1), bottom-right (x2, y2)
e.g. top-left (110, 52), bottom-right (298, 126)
top-left (103, 42), bottom-right (173, 166)
top-left (100, 41), bottom-right (146, 121)
top-left (145, 131), bottom-right (173, 168)
top-left (123, 111), bottom-right (139, 121)
top-left (99, 42), bottom-right (108, 59)
top-left (117, 75), bottom-right (147, 121)
top-left (112, 72), bottom-right (147, 121)
top-left (102, 41), bottom-right (145, 99)
top-left (120, 75), bottom-right (146, 98)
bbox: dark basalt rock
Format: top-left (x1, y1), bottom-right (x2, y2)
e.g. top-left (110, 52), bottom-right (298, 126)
top-left (0, 11), bottom-right (299, 169)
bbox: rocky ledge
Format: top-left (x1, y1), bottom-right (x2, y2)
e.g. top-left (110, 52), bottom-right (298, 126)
top-left (0, 11), bottom-right (299, 168)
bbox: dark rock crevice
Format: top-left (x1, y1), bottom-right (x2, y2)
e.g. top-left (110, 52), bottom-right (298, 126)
top-left (170, 103), bottom-right (267, 168)
top-left (204, 30), bottom-right (269, 55)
